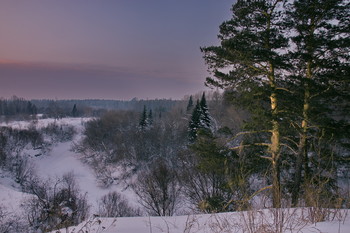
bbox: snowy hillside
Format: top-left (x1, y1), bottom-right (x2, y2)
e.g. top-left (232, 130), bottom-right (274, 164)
top-left (0, 117), bottom-right (136, 212)
top-left (1, 117), bottom-right (349, 232)
top-left (59, 209), bottom-right (350, 233)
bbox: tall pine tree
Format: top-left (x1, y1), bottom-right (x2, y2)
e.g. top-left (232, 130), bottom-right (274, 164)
top-left (202, 0), bottom-right (288, 208)
top-left (287, 0), bottom-right (350, 206)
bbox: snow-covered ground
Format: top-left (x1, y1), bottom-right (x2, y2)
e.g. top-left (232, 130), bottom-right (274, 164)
top-left (1, 117), bottom-right (350, 232)
top-left (59, 208), bottom-right (350, 233)
top-left (1, 117), bottom-right (137, 213)
top-left (32, 140), bottom-right (135, 212)
top-left (0, 182), bottom-right (32, 214)
top-left (0, 117), bottom-right (88, 131)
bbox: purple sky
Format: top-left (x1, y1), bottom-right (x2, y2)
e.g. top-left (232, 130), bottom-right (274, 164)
top-left (0, 0), bottom-right (233, 100)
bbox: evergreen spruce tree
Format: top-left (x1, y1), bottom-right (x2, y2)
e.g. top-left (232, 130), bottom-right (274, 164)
top-left (72, 104), bottom-right (78, 117)
top-left (139, 105), bottom-right (148, 130)
top-left (148, 109), bottom-right (153, 126)
top-left (188, 100), bottom-right (201, 142)
top-left (26, 101), bottom-right (33, 115)
top-left (186, 95), bottom-right (194, 112)
top-left (188, 94), bottom-right (212, 143)
top-left (199, 92), bottom-right (211, 129)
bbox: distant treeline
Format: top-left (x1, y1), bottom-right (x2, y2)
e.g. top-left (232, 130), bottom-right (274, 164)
top-left (0, 96), bottom-right (37, 116)
top-left (0, 97), bottom-right (182, 119)
top-left (31, 98), bottom-right (180, 112)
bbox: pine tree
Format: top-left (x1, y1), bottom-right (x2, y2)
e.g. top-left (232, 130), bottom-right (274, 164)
top-left (148, 109), bottom-right (153, 126)
top-left (26, 101), bottom-right (33, 115)
top-left (287, 0), bottom-right (350, 206)
top-left (139, 105), bottom-right (148, 130)
top-left (186, 95), bottom-right (194, 112)
top-left (188, 100), bottom-right (201, 142)
top-left (72, 104), bottom-right (78, 117)
top-left (199, 93), bottom-right (211, 129)
top-left (201, 0), bottom-right (288, 208)
top-left (188, 95), bottom-right (212, 143)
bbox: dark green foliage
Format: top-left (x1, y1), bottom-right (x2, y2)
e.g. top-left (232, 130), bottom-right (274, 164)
top-left (202, 0), bottom-right (289, 208)
top-left (139, 105), bottom-right (154, 130)
top-left (188, 93), bottom-right (211, 142)
top-left (180, 131), bottom-right (251, 212)
top-left (148, 109), bottom-right (153, 125)
top-left (188, 100), bottom-right (201, 142)
top-left (71, 104), bottom-right (78, 117)
top-left (202, 0), bottom-right (350, 208)
top-left (199, 93), bottom-right (211, 129)
top-left (202, 0), bottom-right (288, 89)
top-left (284, 0), bottom-right (350, 206)
top-left (139, 105), bottom-right (148, 130)
top-left (186, 95), bottom-right (194, 112)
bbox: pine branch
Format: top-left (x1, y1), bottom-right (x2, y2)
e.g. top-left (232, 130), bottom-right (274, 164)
top-left (276, 87), bottom-right (294, 93)
top-left (280, 143), bottom-right (298, 155)
top-left (229, 130), bottom-right (271, 141)
top-left (230, 142), bottom-right (270, 150)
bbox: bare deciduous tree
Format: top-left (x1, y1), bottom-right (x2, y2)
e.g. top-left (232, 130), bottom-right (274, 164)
top-left (133, 159), bottom-right (181, 216)
top-left (98, 191), bottom-right (140, 217)
top-left (24, 172), bottom-right (90, 232)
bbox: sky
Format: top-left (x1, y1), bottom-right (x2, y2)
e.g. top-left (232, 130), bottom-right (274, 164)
top-left (0, 0), bottom-right (233, 100)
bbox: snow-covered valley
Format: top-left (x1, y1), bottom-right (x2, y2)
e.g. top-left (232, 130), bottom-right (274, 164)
top-left (1, 117), bottom-right (136, 212)
top-left (0, 117), bottom-right (349, 232)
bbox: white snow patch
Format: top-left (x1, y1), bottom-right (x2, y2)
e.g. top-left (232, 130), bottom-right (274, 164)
top-left (32, 140), bottom-right (136, 213)
top-left (0, 117), bottom-right (92, 131)
top-left (0, 183), bottom-right (32, 214)
top-left (56, 209), bottom-right (350, 233)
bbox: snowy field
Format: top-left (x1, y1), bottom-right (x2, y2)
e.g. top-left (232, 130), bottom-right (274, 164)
top-left (59, 209), bottom-right (350, 233)
top-left (0, 117), bottom-right (88, 131)
top-left (1, 117), bottom-right (136, 213)
top-left (1, 117), bottom-right (350, 232)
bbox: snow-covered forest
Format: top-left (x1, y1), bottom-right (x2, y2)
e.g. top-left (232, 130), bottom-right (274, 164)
top-left (0, 91), bottom-right (349, 232)
top-left (1, 0), bottom-right (349, 232)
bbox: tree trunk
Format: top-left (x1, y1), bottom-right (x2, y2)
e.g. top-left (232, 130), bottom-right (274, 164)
top-left (269, 63), bottom-right (281, 208)
top-left (292, 60), bottom-right (312, 207)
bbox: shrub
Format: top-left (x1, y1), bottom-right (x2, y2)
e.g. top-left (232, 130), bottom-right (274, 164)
top-left (98, 191), bottom-right (140, 217)
top-left (24, 172), bottom-right (90, 232)
top-left (133, 159), bottom-right (181, 216)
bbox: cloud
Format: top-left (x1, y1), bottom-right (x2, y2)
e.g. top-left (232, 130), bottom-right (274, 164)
top-left (0, 61), bottom-right (206, 100)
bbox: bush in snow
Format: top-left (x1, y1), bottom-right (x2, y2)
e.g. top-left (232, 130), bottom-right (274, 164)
top-left (12, 155), bottom-right (36, 186)
top-left (0, 126), bottom-right (41, 187)
top-left (41, 122), bottom-right (76, 142)
top-left (179, 131), bottom-right (252, 213)
top-left (0, 130), bottom-right (7, 165)
top-left (98, 191), bottom-right (141, 217)
top-left (0, 205), bottom-right (26, 233)
top-left (132, 159), bottom-right (181, 216)
top-left (24, 172), bottom-right (89, 232)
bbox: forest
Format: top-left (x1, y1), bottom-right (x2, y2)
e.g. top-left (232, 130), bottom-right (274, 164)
top-left (0, 0), bottom-right (349, 232)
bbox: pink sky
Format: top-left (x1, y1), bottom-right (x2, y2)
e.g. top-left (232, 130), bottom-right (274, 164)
top-left (0, 0), bottom-right (233, 100)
